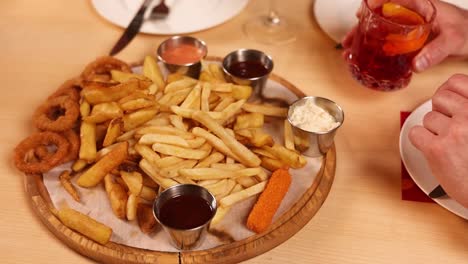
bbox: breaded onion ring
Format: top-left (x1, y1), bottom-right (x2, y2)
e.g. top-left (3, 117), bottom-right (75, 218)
top-left (48, 78), bottom-right (81, 102)
top-left (14, 132), bottom-right (69, 174)
top-left (33, 130), bottom-right (80, 163)
top-left (62, 129), bottom-right (80, 163)
top-left (81, 56), bottom-right (131, 82)
top-left (33, 96), bottom-right (79, 132)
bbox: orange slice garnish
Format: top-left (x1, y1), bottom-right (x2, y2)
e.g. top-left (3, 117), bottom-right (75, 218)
top-left (382, 2), bottom-right (425, 25)
top-left (383, 28), bottom-right (429, 56)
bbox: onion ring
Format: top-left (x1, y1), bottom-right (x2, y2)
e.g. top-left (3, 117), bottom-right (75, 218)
top-left (62, 129), bottom-right (80, 163)
top-left (81, 56), bottom-right (131, 82)
top-left (33, 96), bottom-right (79, 132)
top-left (48, 78), bottom-right (81, 102)
top-left (14, 132), bottom-right (69, 174)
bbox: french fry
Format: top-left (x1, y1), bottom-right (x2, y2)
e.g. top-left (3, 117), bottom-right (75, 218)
top-left (192, 111), bottom-right (261, 167)
top-left (208, 64), bottom-right (227, 82)
top-left (234, 113), bottom-right (264, 130)
top-left (210, 83), bottom-right (232, 93)
top-left (195, 152), bottom-right (225, 168)
top-left (294, 129), bottom-right (310, 152)
top-left (116, 128), bottom-right (136, 142)
top-left (103, 118), bottom-right (122, 147)
top-left (140, 185), bottom-right (157, 201)
top-left (104, 174), bottom-right (128, 219)
top-left (255, 168), bottom-right (270, 182)
top-left (59, 170), bottom-right (80, 202)
top-left (126, 193), bottom-right (138, 221)
top-left (154, 156), bottom-right (184, 168)
top-left (159, 159), bottom-right (197, 178)
top-left (197, 179), bottom-right (220, 186)
top-left (158, 88), bottom-right (191, 109)
top-left (77, 142), bottom-right (128, 187)
top-left (152, 143), bottom-right (209, 160)
top-left (205, 179), bottom-right (236, 198)
top-left (80, 99), bottom-right (91, 117)
top-left (139, 159), bottom-right (179, 189)
top-left (79, 121), bottom-right (97, 162)
top-left (137, 203), bottom-right (158, 234)
top-left (123, 107), bottom-right (159, 131)
top-left (147, 83), bottom-right (158, 95)
top-left (220, 99), bottom-right (245, 124)
top-left (230, 183), bottom-right (244, 194)
top-left (170, 105), bottom-right (226, 120)
top-left (179, 167), bottom-right (261, 180)
top-left (236, 176), bottom-right (258, 188)
top-left (201, 82), bottom-right (211, 112)
top-left (115, 176), bottom-right (129, 192)
top-left (180, 83), bottom-right (202, 109)
top-left (213, 97), bottom-right (235, 112)
top-left (186, 137), bottom-right (206, 148)
top-left (264, 144), bottom-right (307, 169)
top-left (220, 181), bottom-right (267, 207)
top-left (169, 115), bottom-right (188, 131)
top-left (139, 133), bottom-right (190, 148)
top-left (56, 208), bottom-right (112, 245)
top-left (192, 127), bottom-right (239, 161)
top-left (284, 119), bottom-right (295, 151)
top-left (134, 143), bottom-right (160, 166)
top-left (172, 176), bottom-right (197, 185)
top-left (120, 171), bottom-right (143, 195)
top-left (136, 125), bottom-right (195, 140)
top-left (164, 78), bottom-right (197, 94)
top-left (210, 206), bottom-right (231, 227)
top-left (210, 163), bottom-right (246, 170)
top-left (95, 142), bottom-right (118, 161)
top-left (81, 79), bottom-right (139, 104)
top-left (145, 116), bottom-right (171, 127)
top-left (242, 103), bottom-right (288, 117)
top-left (72, 159), bottom-right (88, 172)
top-left (143, 55), bottom-right (165, 91)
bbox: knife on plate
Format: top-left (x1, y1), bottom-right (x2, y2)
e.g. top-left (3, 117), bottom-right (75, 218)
top-left (109, 0), bottom-right (153, 56)
top-left (428, 185), bottom-right (447, 198)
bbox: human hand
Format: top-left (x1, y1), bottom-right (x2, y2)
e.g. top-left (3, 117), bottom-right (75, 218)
top-left (413, 0), bottom-right (468, 72)
top-left (342, 1), bottom-right (468, 71)
top-left (409, 74), bottom-right (468, 208)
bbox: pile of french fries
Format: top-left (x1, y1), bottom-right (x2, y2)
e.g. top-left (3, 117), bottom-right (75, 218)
top-left (60, 55), bottom-right (309, 243)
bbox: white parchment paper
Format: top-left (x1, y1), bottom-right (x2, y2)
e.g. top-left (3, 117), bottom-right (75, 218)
top-left (43, 70), bottom-right (323, 252)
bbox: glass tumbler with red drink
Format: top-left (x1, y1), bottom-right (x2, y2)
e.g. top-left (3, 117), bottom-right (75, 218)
top-left (346, 0), bottom-right (436, 91)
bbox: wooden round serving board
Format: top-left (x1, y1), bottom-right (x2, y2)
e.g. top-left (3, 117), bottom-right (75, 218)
top-left (24, 66), bottom-right (337, 264)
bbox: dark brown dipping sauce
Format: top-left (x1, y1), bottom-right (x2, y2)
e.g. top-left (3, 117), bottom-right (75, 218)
top-left (159, 194), bottom-right (214, 229)
top-left (228, 61), bottom-right (269, 79)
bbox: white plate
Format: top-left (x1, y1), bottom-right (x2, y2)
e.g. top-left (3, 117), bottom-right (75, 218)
top-left (314, 0), bottom-right (468, 43)
top-left (91, 0), bottom-right (249, 35)
top-left (400, 99), bottom-right (468, 219)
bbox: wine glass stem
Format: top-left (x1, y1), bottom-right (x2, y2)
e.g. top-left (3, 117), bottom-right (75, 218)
top-left (267, 0), bottom-right (281, 25)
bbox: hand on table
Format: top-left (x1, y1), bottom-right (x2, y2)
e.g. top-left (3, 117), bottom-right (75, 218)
top-left (409, 74), bottom-right (468, 208)
top-left (342, 0), bottom-right (468, 72)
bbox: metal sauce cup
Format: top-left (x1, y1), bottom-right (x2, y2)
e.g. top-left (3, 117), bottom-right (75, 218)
top-left (153, 184), bottom-right (217, 250)
top-left (222, 49), bottom-right (274, 99)
top-left (287, 96), bottom-right (344, 157)
top-left (157, 36), bottom-right (207, 79)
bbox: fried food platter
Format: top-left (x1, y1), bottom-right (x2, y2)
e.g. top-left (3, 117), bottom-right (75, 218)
top-left (20, 56), bottom-right (336, 264)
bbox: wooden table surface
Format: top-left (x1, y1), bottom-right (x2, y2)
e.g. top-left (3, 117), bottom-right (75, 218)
top-left (1, 0), bottom-right (467, 263)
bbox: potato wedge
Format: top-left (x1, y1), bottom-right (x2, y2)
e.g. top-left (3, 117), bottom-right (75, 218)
top-left (143, 55), bottom-right (165, 91)
top-left (126, 193), bottom-right (138, 221)
top-left (120, 171), bottom-right (143, 195)
top-left (77, 142), bottom-right (128, 187)
top-left (137, 203), bottom-right (158, 234)
top-left (123, 107), bottom-right (158, 131)
top-left (81, 79), bottom-right (139, 105)
top-left (234, 113), bottom-right (264, 130)
top-left (79, 121), bottom-right (97, 162)
top-left (59, 170), bottom-right (80, 202)
top-left (102, 118), bottom-right (122, 147)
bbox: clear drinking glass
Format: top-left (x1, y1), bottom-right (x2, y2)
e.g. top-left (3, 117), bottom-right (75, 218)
top-left (346, 0), bottom-right (436, 91)
top-left (243, 0), bottom-right (296, 45)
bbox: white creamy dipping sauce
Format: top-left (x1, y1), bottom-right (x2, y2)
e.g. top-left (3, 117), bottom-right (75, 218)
top-left (289, 100), bottom-right (340, 132)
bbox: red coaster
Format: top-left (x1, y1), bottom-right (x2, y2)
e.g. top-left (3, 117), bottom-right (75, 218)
top-left (400, 111), bottom-right (434, 203)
